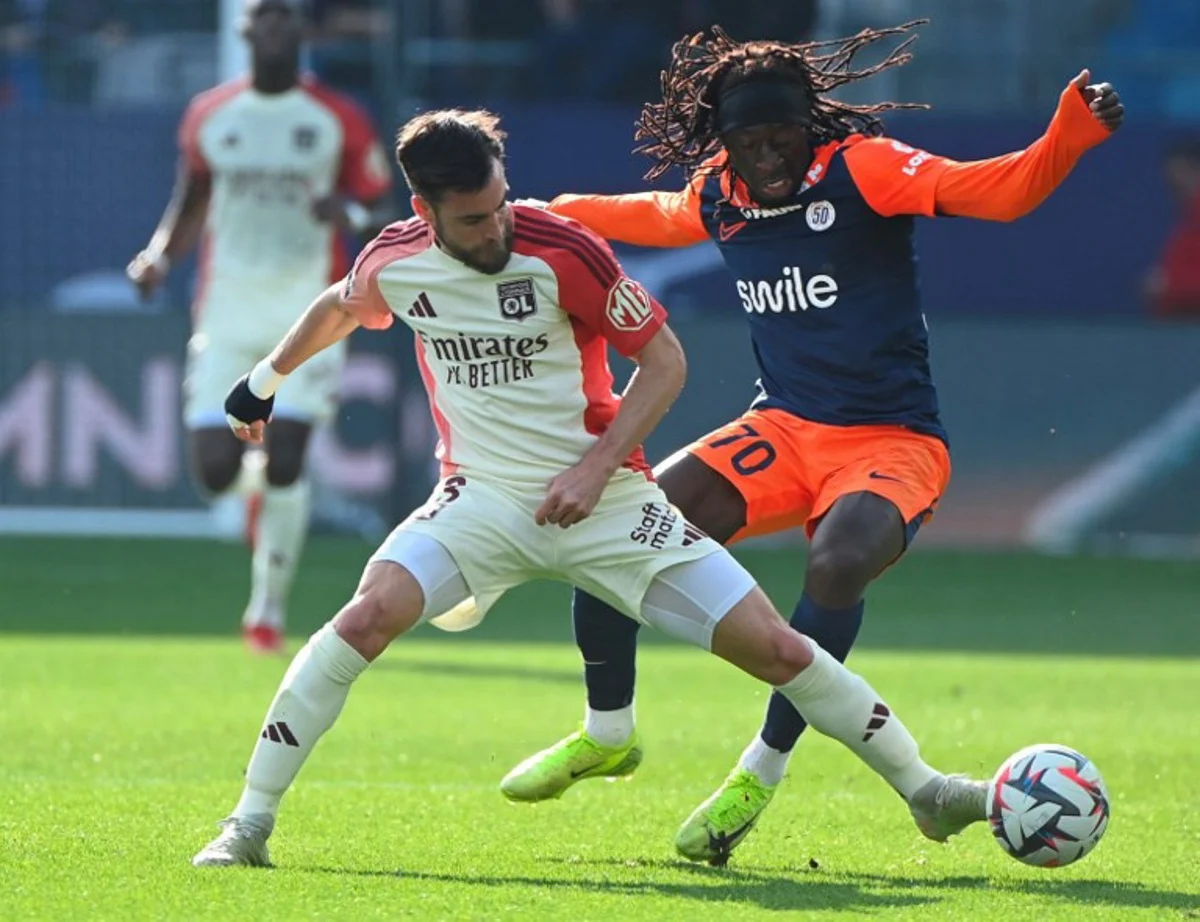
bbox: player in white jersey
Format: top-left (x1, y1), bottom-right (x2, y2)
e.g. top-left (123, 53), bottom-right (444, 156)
top-left (126, 0), bottom-right (393, 653)
top-left (191, 109), bottom-right (988, 868)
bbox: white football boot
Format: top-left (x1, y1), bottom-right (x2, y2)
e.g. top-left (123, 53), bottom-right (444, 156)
top-left (908, 774), bottom-right (989, 841)
top-left (192, 814), bottom-right (274, 868)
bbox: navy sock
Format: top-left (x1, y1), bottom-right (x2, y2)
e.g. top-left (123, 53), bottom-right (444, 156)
top-left (759, 592), bottom-right (865, 752)
top-left (572, 589), bottom-right (639, 711)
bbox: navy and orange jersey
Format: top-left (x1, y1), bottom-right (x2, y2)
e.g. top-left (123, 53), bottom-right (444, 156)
top-left (549, 81), bottom-right (1113, 441)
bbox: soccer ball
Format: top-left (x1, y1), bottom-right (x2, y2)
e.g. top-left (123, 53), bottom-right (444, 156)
top-left (988, 743), bottom-right (1110, 868)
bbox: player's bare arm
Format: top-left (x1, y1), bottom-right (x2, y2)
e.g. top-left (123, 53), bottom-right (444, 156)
top-left (224, 283), bottom-right (360, 444)
top-left (536, 324), bottom-right (687, 529)
top-left (126, 163), bottom-right (211, 299)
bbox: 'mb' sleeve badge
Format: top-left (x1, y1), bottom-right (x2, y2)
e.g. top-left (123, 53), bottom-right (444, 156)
top-left (605, 277), bottom-right (654, 332)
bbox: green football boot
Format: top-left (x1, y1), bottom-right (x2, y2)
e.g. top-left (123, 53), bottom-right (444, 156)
top-left (501, 728), bottom-right (643, 802)
top-left (675, 769), bottom-right (778, 866)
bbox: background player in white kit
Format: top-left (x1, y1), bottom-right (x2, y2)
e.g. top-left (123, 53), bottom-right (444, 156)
top-left (192, 109), bottom-right (988, 868)
top-left (126, 0), bottom-right (393, 653)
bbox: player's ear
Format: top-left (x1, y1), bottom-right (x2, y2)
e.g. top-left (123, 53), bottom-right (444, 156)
top-left (411, 194), bottom-right (434, 224)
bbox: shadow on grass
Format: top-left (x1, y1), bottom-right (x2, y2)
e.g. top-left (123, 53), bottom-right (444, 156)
top-left (833, 871), bottom-right (1200, 913)
top-left (297, 859), bottom-right (1200, 915)
top-left (295, 860), bottom-right (936, 913)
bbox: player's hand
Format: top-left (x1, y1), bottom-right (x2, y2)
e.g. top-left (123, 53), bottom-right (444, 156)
top-left (535, 458), bottom-right (611, 528)
top-left (311, 194), bottom-right (352, 230)
top-left (125, 250), bottom-right (168, 300)
top-left (1072, 69), bottom-right (1124, 132)
top-left (224, 374), bottom-right (274, 445)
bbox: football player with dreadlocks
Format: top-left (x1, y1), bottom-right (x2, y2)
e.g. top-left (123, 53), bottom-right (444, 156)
top-left (499, 22), bottom-right (1124, 865)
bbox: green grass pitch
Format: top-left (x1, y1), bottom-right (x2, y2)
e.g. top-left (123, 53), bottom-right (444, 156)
top-left (2, 537), bottom-right (1198, 920)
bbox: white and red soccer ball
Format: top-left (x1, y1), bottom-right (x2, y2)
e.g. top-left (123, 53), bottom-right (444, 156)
top-left (988, 743), bottom-right (1110, 868)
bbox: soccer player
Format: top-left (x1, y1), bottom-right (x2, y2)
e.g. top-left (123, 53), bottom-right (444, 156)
top-left (191, 108), bottom-right (990, 868)
top-left (501, 23), bottom-right (1125, 863)
top-left (126, 0), bottom-right (393, 653)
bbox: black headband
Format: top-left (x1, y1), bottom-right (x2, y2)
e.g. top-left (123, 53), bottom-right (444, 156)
top-left (715, 76), bottom-right (812, 133)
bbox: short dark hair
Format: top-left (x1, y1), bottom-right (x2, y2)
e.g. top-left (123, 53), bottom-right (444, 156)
top-left (395, 109), bottom-right (507, 202)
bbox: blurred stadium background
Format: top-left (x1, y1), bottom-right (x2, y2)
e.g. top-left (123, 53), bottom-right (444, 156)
top-left (2, 0), bottom-right (1200, 556)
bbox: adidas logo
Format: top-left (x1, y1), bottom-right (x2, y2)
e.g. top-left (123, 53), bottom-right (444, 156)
top-left (407, 292), bottom-right (436, 318)
top-left (862, 703), bottom-right (890, 742)
top-left (681, 523), bottom-right (707, 548)
top-left (261, 721), bottom-right (299, 747)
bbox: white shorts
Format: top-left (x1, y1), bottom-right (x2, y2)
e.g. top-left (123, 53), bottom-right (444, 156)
top-left (186, 272), bottom-right (344, 428)
top-left (368, 471), bottom-right (757, 649)
top-left (183, 331), bottom-right (346, 428)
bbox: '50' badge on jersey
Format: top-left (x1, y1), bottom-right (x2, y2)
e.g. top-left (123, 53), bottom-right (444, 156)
top-left (497, 278), bottom-right (538, 321)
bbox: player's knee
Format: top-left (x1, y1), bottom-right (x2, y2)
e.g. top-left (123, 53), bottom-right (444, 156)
top-left (805, 543), bottom-right (874, 606)
top-left (333, 569), bottom-right (424, 660)
top-left (194, 455), bottom-right (242, 495)
top-left (265, 451), bottom-right (305, 487)
top-left (755, 624), bottom-right (814, 686)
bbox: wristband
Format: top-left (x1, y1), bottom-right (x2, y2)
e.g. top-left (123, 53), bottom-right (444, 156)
top-left (248, 359), bottom-right (286, 399)
top-left (147, 251), bottom-right (171, 275)
top-left (344, 201), bottom-right (372, 233)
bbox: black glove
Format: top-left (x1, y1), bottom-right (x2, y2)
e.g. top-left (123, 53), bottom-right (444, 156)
top-left (224, 373), bottom-right (275, 429)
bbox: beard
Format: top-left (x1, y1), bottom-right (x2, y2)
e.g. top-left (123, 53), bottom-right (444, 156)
top-left (437, 225), bottom-right (514, 276)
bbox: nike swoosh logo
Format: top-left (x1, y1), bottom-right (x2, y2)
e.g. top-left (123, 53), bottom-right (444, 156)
top-left (707, 818), bottom-right (757, 860)
top-left (868, 471), bottom-right (904, 483)
top-left (718, 221), bottom-right (746, 242)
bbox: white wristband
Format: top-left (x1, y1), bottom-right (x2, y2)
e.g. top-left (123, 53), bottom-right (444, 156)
top-left (142, 251), bottom-right (170, 275)
top-left (248, 359), bottom-right (286, 399)
top-left (344, 201), bottom-right (372, 234)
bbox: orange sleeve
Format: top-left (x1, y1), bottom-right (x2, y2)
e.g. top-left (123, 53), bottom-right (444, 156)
top-left (845, 81), bottom-right (1113, 222)
top-left (547, 174), bottom-right (708, 248)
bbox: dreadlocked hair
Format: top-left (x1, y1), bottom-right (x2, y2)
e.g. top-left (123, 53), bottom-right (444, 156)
top-left (636, 20), bottom-right (930, 181)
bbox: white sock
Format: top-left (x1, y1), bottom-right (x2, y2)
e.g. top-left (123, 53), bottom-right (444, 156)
top-left (232, 623), bottom-right (368, 820)
top-left (584, 704), bottom-right (634, 747)
top-left (234, 448), bottom-right (267, 496)
top-left (774, 641), bottom-right (940, 800)
top-left (247, 480), bottom-right (311, 625)
top-left (738, 735), bottom-right (791, 787)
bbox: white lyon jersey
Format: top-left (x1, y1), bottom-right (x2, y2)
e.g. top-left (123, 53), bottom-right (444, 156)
top-left (179, 75), bottom-right (391, 341)
top-left (341, 206), bottom-right (669, 485)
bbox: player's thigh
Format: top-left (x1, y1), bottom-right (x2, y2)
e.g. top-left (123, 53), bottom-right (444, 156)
top-left (371, 474), bottom-right (544, 627)
top-left (709, 583), bottom-right (814, 686)
top-left (652, 451), bottom-right (746, 544)
top-left (273, 340), bottom-right (346, 426)
top-left (332, 557), bottom-right (429, 660)
top-left (638, 546), bottom-right (757, 651)
top-left (671, 409), bottom-right (814, 545)
top-left (183, 334), bottom-right (257, 430)
top-left (263, 419), bottom-right (313, 487)
top-left (187, 426), bottom-right (245, 494)
top-left (559, 474), bottom-right (733, 629)
top-left (809, 428), bottom-right (951, 566)
top-left (807, 492), bottom-right (907, 601)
